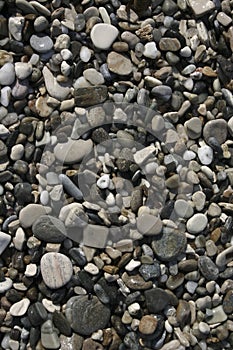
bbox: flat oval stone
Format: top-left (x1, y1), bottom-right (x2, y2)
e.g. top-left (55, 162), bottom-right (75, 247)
top-left (107, 52), bottom-right (133, 75)
top-left (203, 119), bottom-right (228, 145)
top-left (32, 215), bottom-right (67, 243)
top-left (65, 295), bottom-right (111, 335)
top-left (186, 213), bottom-right (208, 234)
top-left (41, 252), bottom-right (73, 289)
top-left (198, 256), bottom-right (219, 281)
top-left (19, 204), bottom-right (51, 228)
top-left (91, 23), bottom-right (119, 50)
top-left (152, 231), bottom-right (187, 262)
top-left (0, 63), bottom-right (15, 86)
top-left (54, 138), bottom-right (93, 164)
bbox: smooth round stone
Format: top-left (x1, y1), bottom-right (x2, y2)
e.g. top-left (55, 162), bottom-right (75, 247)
top-left (30, 35), bottom-right (53, 53)
top-left (15, 62), bottom-right (32, 80)
top-left (152, 231), bottom-right (187, 262)
top-left (203, 119), bottom-right (228, 145)
top-left (54, 138), bottom-right (93, 164)
top-left (198, 256), bottom-right (219, 281)
top-left (10, 144), bottom-right (24, 161)
top-left (80, 46), bottom-right (91, 62)
top-left (107, 52), bottom-right (133, 75)
top-left (19, 204), bottom-right (51, 228)
top-left (65, 295), bottom-right (111, 335)
top-left (97, 174), bottom-right (110, 189)
top-left (10, 298), bottom-right (30, 316)
top-left (151, 115), bottom-right (165, 132)
top-left (186, 213), bottom-right (207, 234)
top-left (0, 231), bottom-right (11, 255)
top-left (83, 68), bottom-right (104, 85)
top-left (0, 277), bottom-right (12, 293)
top-left (199, 322), bottom-right (210, 334)
top-left (41, 252), bottom-right (73, 289)
top-left (143, 42), bottom-right (158, 59)
top-left (34, 16), bottom-right (49, 32)
top-left (198, 145), bottom-right (213, 165)
top-left (32, 215), bottom-right (67, 243)
top-left (151, 85), bottom-right (172, 101)
top-left (91, 23), bottom-right (119, 50)
top-left (0, 63), bottom-right (15, 85)
top-left (192, 191), bottom-right (206, 211)
top-left (137, 214), bottom-right (162, 236)
top-left (174, 199), bottom-right (193, 219)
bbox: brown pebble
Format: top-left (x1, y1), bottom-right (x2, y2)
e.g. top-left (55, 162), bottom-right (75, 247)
top-left (112, 42), bottom-right (129, 52)
top-left (122, 272), bottom-right (153, 290)
top-left (176, 300), bottom-right (191, 328)
top-left (139, 315), bottom-right (157, 335)
top-left (210, 227), bottom-right (221, 243)
top-left (82, 338), bottom-right (103, 350)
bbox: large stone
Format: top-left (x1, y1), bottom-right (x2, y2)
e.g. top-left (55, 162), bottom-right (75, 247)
top-left (54, 138), bottom-right (93, 164)
top-left (187, 0), bottom-right (215, 17)
top-left (65, 295), bottom-right (110, 335)
top-left (203, 119), bottom-right (228, 145)
top-left (32, 215), bottom-right (67, 243)
top-left (19, 204), bottom-right (51, 228)
top-left (91, 23), bottom-right (119, 50)
top-left (107, 52), bottom-right (133, 76)
top-left (74, 86), bottom-right (108, 107)
top-left (41, 252), bottom-right (73, 289)
top-left (152, 231), bottom-right (187, 262)
top-left (43, 67), bottom-right (70, 101)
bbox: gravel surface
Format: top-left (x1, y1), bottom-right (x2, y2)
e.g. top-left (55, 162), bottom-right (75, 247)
top-left (0, 0), bottom-right (233, 349)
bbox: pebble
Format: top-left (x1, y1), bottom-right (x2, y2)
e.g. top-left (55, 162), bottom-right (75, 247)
top-left (0, 63), bottom-right (15, 86)
top-left (198, 256), bottom-right (219, 281)
top-left (9, 16), bottom-right (25, 41)
top-left (83, 224), bottom-right (109, 248)
top-left (54, 138), bottom-right (93, 164)
top-left (186, 213), bottom-right (208, 234)
top-left (80, 46), bottom-right (91, 63)
top-left (83, 68), bottom-right (104, 85)
top-left (143, 42), bottom-right (158, 59)
top-left (145, 288), bottom-right (175, 313)
top-left (0, 278), bottom-right (13, 293)
top-left (65, 295), bottom-right (110, 335)
top-left (188, 0), bottom-right (215, 17)
top-left (15, 62), bottom-right (32, 80)
top-left (32, 215), bottom-right (67, 243)
top-left (197, 145), bottom-right (213, 165)
top-left (0, 231), bottom-right (11, 255)
top-left (40, 252), bottom-right (73, 289)
top-left (139, 315), bottom-right (157, 335)
top-left (159, 38), bottom-right (181, 51)
top-left (206, 305), bottom-right (228, 324)
top-left (10, 298), bottom-right (30, 317)
top-left (174, 199), bottom-right (193, 219)
top-left (59, 174), bottom-right (83, 201)
top-left (43, 67), bottom-right (70, 101)
top-left (19, 204), bottom-right (51, 228)
top-left (152, 231), bottom-right (187, 261)
top-left (107, 52), bottom-right (133, 75)
top-left (30, 35), bottom-right (53, 53)
top-left (91, 23), bottom-right (119, 50)
top-left (203, 119), bottom-right (228, 145)
top-left (41, 320), bottom-right (60, 350)
top-left (136, 214), bottom-right (162, 236)
top-left (74, 86), bottom-right (108, 106)
top-left (216, 246), bottom-right (233, 267)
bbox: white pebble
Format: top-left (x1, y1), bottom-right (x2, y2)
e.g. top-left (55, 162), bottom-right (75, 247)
top-left (84, 263), bottom-right (99, 275)
top-left (0, 86), bottom-right (11, 107)
top-left (198, 145), bottom-right (213, 165)
top-left (97, 174), bottom-right (110, 189)
top-left (125, 259), bottom-right (141, 272)
top-left (10, 144), bottom-right (24, 161)
top-left (13, 227), bottom-right (25, 251)
top-left (128, 302), bottom-right (140, 315)
top-left (80, 46), bottom-right (91, 62)
top-left (186, 213), bottom-right (208, 234)
top-left (143, 42), bottom-right (158, 59)
top-left (25, 264), bottom-right (37, 277)
top-left (10, 298), bottom-right (30, 316)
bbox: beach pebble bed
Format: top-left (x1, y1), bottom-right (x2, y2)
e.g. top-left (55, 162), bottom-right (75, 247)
top-left (0, 0), bottom-right (233, 349)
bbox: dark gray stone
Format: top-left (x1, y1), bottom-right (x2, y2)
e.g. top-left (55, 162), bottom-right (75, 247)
top-left (32, 215), bottom-right (67, 243)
